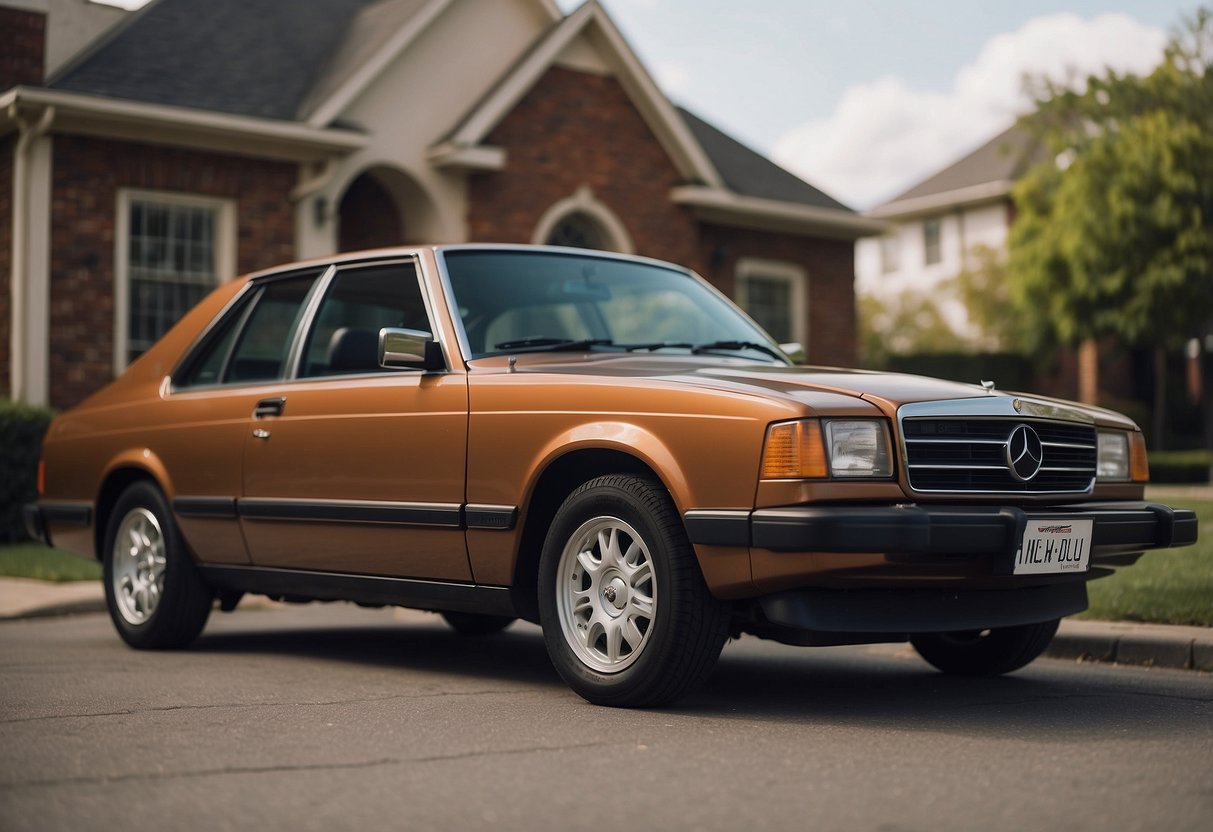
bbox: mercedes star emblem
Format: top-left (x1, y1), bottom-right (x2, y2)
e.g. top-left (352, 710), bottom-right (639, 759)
top-left (1005, 424), bottom-right (1044, 481)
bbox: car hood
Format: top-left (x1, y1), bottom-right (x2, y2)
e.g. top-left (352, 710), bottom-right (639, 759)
top-left (473, 354), bottom-right (1137, 429)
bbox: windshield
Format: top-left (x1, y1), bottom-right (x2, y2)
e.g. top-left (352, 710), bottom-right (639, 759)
top-left (442, 249), bottom-right (787, 362)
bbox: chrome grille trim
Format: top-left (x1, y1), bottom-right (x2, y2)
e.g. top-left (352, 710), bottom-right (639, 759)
top-left (897, 398), bottom-right (1097, 496)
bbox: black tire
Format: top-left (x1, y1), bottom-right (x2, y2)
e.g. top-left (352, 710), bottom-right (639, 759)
top-left (441, 611), bottom-right (515, 635)
top-left (910, 619), bottom-right (1060, 676)
top-left (103, 481), bottom-right (213, 649)
top-left (538, 474), bottom-right (730, 707)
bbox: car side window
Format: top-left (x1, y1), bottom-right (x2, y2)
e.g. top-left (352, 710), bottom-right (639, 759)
top-left (300, 261), bottom-right (431, 377)
top-left (223, 275), bottom-right (319, 384)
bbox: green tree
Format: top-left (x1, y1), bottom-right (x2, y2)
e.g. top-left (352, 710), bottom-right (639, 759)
top-left (857, 290), bottom-right (967, 368)
top-left (1009, 8), bottom-right (1213, 443)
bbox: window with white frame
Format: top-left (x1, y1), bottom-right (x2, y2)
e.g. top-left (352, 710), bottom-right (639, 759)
top-left (116, 190), bottom-right (235, 371)
top-left (734, 258), bottom-right (807, 350)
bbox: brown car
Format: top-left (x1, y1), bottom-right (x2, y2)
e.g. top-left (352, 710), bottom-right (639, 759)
top-left (24, 245), bottom-right (1198, 706)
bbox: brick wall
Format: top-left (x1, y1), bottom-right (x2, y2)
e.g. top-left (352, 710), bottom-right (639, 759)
top-left (0, 137), bottom-right (12, 398)
top-left (49, 135), bottom-right (296, 408)
top-left (697, 225), bottom-right (857, 367)
top-left (0, 7), bottom-right (45, 89)
top-left (467, 66), bottom-right (705, 272)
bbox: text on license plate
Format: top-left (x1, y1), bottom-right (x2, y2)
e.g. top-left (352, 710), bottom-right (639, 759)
top-left (1014, 519), bottom-right (1093, 575)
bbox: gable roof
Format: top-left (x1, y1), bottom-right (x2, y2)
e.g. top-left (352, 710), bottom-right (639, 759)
top-left (869, 124), bottom-right (1044, 220)
top-left (51, 0), bottom-right (386, 121)
top-left (677, 107), bottom-right (851, 212)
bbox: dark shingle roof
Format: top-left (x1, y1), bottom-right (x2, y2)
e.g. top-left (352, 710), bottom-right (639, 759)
top-left (51, 0), bottom-right (383, 121)
top-left (879, 124), bottom-right (1042, 207)
top-left (677, 107), bottom-right (854, 213)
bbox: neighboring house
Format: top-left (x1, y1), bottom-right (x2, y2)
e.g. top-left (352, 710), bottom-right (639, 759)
top-left (2, 0), bottom-right (882, 409)
top-left (855, 125), bottom-right (1040, 332)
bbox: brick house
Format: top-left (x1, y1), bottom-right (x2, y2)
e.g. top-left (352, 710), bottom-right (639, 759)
top-left (3, 0), bottom-right (882, 410)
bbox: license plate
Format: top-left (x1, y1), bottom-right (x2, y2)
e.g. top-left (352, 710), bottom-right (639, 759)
top-left (1014, 519), bottom-right (1093, 575)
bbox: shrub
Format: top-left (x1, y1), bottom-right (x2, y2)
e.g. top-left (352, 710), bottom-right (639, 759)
top-left (1148, 449), bottom-right (1213, 484)
top-left (0, 400), bottom-right (54, 543)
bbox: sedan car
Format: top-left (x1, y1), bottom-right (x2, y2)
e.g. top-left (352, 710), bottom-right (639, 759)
top-left (25, 245), bottom-right (1198, 706)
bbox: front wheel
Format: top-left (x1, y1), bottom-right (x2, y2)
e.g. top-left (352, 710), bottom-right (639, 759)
top-left (103, 481), bottom-right (213, 649)
top-left (910, 619), bottom-right (1060, 676)
top-left (538, 475), bottom-right (729, 707)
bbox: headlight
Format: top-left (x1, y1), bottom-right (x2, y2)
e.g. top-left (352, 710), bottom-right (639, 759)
top-left (760, 419), bottom-right (892, 479)
top-left (825, 420), bottom-right (893, 478)
top-left (1097, 430), bottom-right (1150, 482)
top-left (1097, 431), bottom-right (1129, 481)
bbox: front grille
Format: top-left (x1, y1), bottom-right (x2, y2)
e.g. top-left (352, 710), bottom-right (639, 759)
top-left (903, 418), bottom-right (1096, 494)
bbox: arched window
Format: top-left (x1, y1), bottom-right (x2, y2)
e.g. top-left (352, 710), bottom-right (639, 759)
top-left (532, 186), bottom-right (634, 254)
top-left (544, 211), bottom-right (608, 250)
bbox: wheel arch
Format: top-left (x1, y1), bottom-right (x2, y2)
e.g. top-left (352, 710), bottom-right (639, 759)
top-left (93, 451), bottom-right (174, 560)
top-left (510, 447), bottom-right (666, 623)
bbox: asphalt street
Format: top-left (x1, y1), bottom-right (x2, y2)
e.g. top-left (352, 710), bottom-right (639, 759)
top-left (2, 604), bottom-right (1210, 832)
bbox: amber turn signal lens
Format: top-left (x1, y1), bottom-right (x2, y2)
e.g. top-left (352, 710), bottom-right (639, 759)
top-left (761, 420), bottom-right (828, 479)
top-left (1129, 432), bottom-right (1150, 482)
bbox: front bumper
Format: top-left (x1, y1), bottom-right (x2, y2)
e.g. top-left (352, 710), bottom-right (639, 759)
top-left (685, 501), bottom-right (1197, 567)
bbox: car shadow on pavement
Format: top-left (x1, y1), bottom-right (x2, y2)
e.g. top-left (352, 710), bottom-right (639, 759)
top-left (192, 617), bottom-right (567, 690)
top-left (187, 613), bottom-right (1209, 742)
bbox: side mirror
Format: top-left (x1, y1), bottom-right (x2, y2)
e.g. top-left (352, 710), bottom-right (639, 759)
top-left (379, 327), bottom-right (445, 372)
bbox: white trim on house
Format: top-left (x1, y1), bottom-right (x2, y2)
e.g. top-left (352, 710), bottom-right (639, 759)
top-left (113, 188), bottom-right (237, 377)
top-left (0, 87), bottom-right (368, 161)
top-left (735, 257), bottom-right (808, 350)
top-left (866, 180), bottom-right (1014, 221)
top-left (426, 141), bottom-right (507, 172)
top-left (671, 185), bottom-right (888, 240)
top-left (531, 185), bottom-right (634, 254)
top-left (438, 2), bottom-right (723, 189)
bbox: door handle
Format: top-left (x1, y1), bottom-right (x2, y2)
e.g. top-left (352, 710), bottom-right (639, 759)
top-left (253, 397), bottom-right (286, 419)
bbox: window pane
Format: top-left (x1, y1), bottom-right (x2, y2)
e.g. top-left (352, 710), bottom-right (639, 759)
top-left (740, 275), bottom-right (793, 343)
top-left (545, 213), bottom-right (607, 251)
top-left (301, 262), bottom-right (430, 377)
top-left (923, 218), bottom-right (942, 266)
top-left (225, 276), bottom-right (317, 383)
top-left (127, 197), bottom-right (226, 364)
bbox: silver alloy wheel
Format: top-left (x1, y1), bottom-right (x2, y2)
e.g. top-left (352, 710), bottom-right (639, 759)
top-left (555, 515), bottom-right (657, 673)
top-left (111, 507), bottom-right (167, 626)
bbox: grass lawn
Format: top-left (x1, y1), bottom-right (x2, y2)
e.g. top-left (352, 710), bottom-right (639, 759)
top-left (1080, 491), bottom-right (1212, 627)
top-left (0, 542), bottom-right (100, 582)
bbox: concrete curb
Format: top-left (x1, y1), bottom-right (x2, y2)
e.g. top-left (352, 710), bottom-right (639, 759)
top-left (1047, 619), bottom-right (1213, 672)
top-left (1, 578), bottom-right (1208, 671)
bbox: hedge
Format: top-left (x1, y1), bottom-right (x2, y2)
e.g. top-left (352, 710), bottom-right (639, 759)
top-left (0, 400), bottom-right (54, 543)
top-left (1148, 449), bottom-right (1213, 485)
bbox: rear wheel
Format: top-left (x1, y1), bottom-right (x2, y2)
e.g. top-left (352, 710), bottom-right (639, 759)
top-left (440, 611), bottom-right (515, 635)
top-left (103, 481), bottom-right (213, 649)
top-left (538, 475), bottom-right (729, 707)
top-left (911, 619), bottom-right (1060, 676)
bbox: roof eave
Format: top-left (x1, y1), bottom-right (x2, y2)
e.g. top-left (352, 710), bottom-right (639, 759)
top-left (1, 87), bottom-right (367, 162)
top-left (671, 186), bottom-right (888, 241)
top-left (867, 180), bottom-right (1015, 221)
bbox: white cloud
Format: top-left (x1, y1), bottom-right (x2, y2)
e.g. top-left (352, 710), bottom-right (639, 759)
top-left (655, 60), bottom-right (692, 95)
top-left (772, 13), bottom-right (1168, 210)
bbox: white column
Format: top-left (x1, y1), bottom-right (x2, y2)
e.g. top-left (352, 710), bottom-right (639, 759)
top-left (24, 133), bottom-right (52, 406)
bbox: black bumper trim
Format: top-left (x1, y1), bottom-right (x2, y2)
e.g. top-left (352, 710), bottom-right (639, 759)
top-left (685, 502), bottom-right (1197, 557)
top-left (23, 501), bottom-right (94, 546)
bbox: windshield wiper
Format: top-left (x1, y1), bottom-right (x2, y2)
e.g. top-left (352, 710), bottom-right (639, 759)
top-left (493, 338), bottom-right (614, 353)
top-left (690, 340), bottom-right (786, 362)
top-left (621, 342), bottom-right (694, 352)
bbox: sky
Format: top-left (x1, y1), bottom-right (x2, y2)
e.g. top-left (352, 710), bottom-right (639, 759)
top-left (98, 0), bottom-right (1196, 210)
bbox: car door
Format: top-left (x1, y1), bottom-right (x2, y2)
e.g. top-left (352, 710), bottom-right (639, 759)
top-left (162, 267), bottom-right (327, 565)
top-left (238, 257), bottom-right (471, 581)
